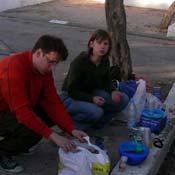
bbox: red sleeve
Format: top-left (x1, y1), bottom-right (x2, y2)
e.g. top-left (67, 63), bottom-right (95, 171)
top-left (39, 73), bottom-right (75, 135)
top-left (1, 57), bottom-right (52, 138)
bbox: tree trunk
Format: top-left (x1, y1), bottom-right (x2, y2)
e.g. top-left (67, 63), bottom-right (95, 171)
top-left (105, 0), bottom-right (132, 81)
top-left (160, 1), bottom-right (175, 30)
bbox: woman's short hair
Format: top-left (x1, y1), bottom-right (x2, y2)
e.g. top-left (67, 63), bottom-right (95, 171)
top-left (87, 29), bottom-right (112, 57)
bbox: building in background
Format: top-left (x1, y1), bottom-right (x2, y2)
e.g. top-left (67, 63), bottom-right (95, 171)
top-left (0, 0), bottom-right (52, 12)
top-left (94, 0), bottom-right (174, 10)
top-left (124, 0), bottom-right (174, 10)
top-left (0, 0), bottom-right (174, 12)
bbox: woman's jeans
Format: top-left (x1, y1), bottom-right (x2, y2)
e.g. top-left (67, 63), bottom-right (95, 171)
top-left (60, 90), bottom-right (129, 130)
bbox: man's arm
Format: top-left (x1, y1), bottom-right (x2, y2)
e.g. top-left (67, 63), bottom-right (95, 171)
top-left (39, 73), bottom-right (75, 134)
top-left (1, 57), bottom-right (53, 138)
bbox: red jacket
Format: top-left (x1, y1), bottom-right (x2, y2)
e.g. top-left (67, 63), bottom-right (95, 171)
top-left (0, 51), bottom-right (75, 138)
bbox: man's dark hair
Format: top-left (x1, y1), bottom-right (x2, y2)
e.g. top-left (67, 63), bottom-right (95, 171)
top-left (32, 35), bottom-right (68, 61)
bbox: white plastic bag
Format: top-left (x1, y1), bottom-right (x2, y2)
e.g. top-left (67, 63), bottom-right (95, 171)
top-left (83, 136), bottom-right (110, 175)
top-left (120, 79), bottom-right (163, 122)
top-left (58, 137), bottom-right (110, 175)
top-left (132, 79), bottom-right (147, 114)
top-left (164, 81), bottom-right (175, 118)
top-left (119, 79), bottom-right (146, 121)
top-left (58, 146), bottom-right (91, 175)
top-left (167, 23), bottom-right (175, 37)
top-left (87, 145), bottom-right (110, 175)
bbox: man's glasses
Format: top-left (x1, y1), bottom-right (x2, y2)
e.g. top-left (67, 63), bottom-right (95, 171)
top-left (45, 55), bottom-right (60, 66)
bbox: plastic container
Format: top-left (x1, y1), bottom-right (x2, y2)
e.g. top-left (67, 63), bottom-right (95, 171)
top-left (139, 109), bottom-right (167, 134)
top-left (118, 141), bottom-right (149, 165)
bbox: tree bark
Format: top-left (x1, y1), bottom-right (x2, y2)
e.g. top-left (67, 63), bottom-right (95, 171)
top-left (105, 0), bottom-right (132, 81)
top-left (160, 1), bottom-right (175, 30)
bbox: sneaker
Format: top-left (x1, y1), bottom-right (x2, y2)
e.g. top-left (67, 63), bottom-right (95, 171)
top-left (0, 155), bottom-right (24, 173)
top-left (20, 143), bottom-right (39, 156)
top-left (20, 150), bottom-right (34, 156)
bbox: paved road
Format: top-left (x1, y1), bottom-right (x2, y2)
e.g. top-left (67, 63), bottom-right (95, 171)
top-left (1, 15), bottom-right (175, 89)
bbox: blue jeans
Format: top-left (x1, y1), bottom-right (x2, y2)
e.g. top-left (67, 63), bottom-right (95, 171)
top-left (60, 90), bottom-right (129, 130)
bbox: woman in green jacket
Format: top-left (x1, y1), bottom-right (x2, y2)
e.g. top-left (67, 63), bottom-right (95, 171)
top-left (61, 29), bottom-right (129, 130)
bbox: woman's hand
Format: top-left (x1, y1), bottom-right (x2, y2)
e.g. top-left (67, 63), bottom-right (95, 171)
top-left (92, 96), bottom-right (105, 106)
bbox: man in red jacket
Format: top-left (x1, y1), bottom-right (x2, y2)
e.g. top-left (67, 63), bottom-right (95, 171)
top-left (0, 35), bottom-right (87, 173)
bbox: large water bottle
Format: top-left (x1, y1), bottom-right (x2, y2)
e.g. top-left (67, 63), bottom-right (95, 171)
top-left (127, 99), bottom-right (138, 129)
top-left (127, 99), bottom-right (138, 140)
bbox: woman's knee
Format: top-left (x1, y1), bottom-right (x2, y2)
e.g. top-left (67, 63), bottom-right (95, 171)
top-left (121, 93), bottom-right (129, 107)
top-left (82, 106), bottom-right (104, 123)
top-left (106, 93), bottom-right (129, 113)
top-left (94, 89), bottom-right (110, 100)
top-left (88, 107), bottom-right (104, 122)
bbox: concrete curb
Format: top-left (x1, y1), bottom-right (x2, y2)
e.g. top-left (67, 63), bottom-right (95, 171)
top-left (111, 82), bottom-right (175, 175)
top-left (111, 119), bottom-right (175, 175)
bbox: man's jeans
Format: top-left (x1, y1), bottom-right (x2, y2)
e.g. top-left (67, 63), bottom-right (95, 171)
top-left (60, 90), bottom-right (129, 130)
top-left (0, 106), bottom-right (54, 156)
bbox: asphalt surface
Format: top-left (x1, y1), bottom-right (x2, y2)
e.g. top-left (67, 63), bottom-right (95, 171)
top-left (0, 0), bottom-right (175, 174)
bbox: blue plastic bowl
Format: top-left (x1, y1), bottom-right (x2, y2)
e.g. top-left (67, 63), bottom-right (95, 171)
top-left (118, 141), bottom-right (149, 165)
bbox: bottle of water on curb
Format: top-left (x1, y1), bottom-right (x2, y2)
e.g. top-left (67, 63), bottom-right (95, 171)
top-left (119, 156), bottom-right (128, 172)
top-left (127, 99), bottom-right (138, 139)
top-left (127, 99), bottom-right (138, 128)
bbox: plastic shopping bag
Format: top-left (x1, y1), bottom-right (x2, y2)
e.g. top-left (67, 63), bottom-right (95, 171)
top-left (83, 137), bottom-right (110, 175)
top-left (58, 137), bottom-right (110, 175)
top-left (119, 79), bottom-right (147, 121)
top-left (88, 146), bottom-right (110, 175)
top-left (58, 146), bottom-right (91, 175)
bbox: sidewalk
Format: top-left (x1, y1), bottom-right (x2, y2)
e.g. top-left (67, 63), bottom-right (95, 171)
top-left (0, 0), bottom-right (175, 174)
top-left (0, 0), bottom-right (175, 85)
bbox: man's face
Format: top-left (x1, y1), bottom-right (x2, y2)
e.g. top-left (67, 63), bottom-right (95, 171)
top-left (34, 49), bottom-right (60, 75)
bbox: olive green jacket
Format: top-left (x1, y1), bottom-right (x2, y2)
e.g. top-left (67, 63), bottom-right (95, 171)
top-left (62, 52), bottom-right (115, 102)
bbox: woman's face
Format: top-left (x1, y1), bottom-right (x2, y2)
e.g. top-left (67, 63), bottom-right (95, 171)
top-left (90, 38), bottom-right (109, 57)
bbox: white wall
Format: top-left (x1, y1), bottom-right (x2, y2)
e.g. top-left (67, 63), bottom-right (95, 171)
top-left (0, 0), bottom-right (174, 12)
top-left (0, 0), bottom-right (53, 12)
top-left (124, 0), bottom-right (174, 10)
top-left (94, 0), bottom-right (174, 10)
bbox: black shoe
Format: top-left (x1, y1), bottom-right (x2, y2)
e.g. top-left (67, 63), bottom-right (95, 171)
top-left (20, 143), bottom-right (39, 156)
top-left (0, 155), bottom-right (24, 173)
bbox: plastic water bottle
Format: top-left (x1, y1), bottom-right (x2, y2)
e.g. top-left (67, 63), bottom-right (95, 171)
top-left (119, 156), bottom-right (128, 172)
top-left (127, 99), bottom-right (138, 140)
top-left (127, 99), bottom-right (138, 128)
top-left (153, 86), bottom-right (162, 100)
top-left (148, 97), bottom-right (155, 115)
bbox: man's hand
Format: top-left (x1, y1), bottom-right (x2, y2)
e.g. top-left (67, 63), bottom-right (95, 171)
top-left (72, 129), bottom-right (88, 142)
top-left (92, 96), bottom-right (105, 106)
top-left (112, 91), bottom-right (123, 103)
top-left (49, 132), bottom-right (75, 152)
